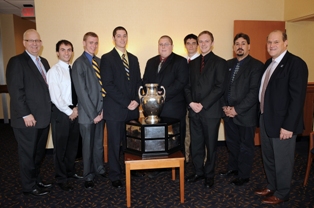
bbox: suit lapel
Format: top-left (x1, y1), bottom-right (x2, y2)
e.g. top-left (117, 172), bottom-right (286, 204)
top-left (24, 52), bottom-right (47, 86)
top-left (268, 52), bottom-right (289, 84)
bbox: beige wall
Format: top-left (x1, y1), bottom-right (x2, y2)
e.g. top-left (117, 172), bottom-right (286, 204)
top-left (35, 0), bottom-right (284, 72)
top-left (286, 21), bottom-right (314, 81)
top-left (284, 0), bottom-right (314, 20)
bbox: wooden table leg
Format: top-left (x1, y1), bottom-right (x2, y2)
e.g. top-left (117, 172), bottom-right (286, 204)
top-left (125, 163), bottom-right (131, 207)
top-left (179, 160), bottom-right (184, 203)
top-left (172, 167), bottom-right (175, 180)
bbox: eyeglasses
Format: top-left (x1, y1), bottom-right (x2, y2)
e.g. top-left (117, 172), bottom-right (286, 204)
top-left (159, 43), bottom-right (171, 47)
top-left (24, 39), bottom-right (42, 43)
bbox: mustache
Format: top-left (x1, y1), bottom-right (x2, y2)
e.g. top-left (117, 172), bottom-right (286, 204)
top-left (237, 48), bottom-right (244, 52)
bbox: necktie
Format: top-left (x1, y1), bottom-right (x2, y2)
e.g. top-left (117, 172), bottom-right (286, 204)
top-left (188, 58), bottom-right (191, 63)
top-left (157, 59), bottom-right (163, 73)
top-left (260, 60), bottom-right (276, 113)
top-left (122, 54), bottom-right (130, 80)
top-left (200, 55), bottom-right (204, 72)
top-left (227, 62), bottom-right (240, 104)
top-left (36, 57), bottom-right (47, 84)
top-left (69, 65), bottom-right (78, 106)
top-left (231, 62), bottom-right (240, 83)
top-left (92, 57), bottom-right (106, 97)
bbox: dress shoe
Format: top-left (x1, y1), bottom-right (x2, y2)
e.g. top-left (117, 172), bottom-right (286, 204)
top-left (262, 195), bottom-right (286, 205)
top-left (254, 188), bottom-right (274, 196)
top-left (204, 177), bottom-right (214, 188)
top-left (230, 178), bottom-right (249, 186)
top-left (84, 180), bottom-right (94, 190)
top-left (23, 188), bottom-right (50, 196)
top-left (57, 182), bottom-right (73, 191)
top-left (131, 170), bottom-right (145, 178)
top-left (112, 180), bottom-right (123, 188)
top-left (219, 170), bottom-right (238, 177)
top-left (37, 182), bottom-right (53, 189)
top-left (70, 174), bottom-right (84, 180)
top-left (186, 174), bottom-right (204, 183)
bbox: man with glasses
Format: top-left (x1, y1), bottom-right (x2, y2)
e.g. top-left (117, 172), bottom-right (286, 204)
top-left (6, 29), bottom-right (52, 196)
top-left (143, 35), bottom-right (189, 178)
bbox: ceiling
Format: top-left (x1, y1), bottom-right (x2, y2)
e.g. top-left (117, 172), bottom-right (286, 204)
top-left (0, 0), bottom-right (34, 17)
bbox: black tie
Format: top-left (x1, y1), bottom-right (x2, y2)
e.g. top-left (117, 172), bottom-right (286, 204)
top-left (69, 65), bottom-right (78, 106)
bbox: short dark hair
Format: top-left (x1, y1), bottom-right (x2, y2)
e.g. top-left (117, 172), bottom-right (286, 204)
top-left (184, 34), bottom-right (198, 45)
top-left (113, 26), bottom-right (128, 37)
top-left (233, 33), bottom-right (250, 44)
top-left (56, 39), bottom-right (73, 52)
top-left (159, 35), bottom-right (173, 45)
top-left (83, 32), bottom-right (98, 41)
top-left (198, 31), bottom-right (214, 42)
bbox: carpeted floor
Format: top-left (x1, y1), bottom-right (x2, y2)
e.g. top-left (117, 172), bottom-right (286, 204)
top-left (0, 123), bottom-right (313, 208)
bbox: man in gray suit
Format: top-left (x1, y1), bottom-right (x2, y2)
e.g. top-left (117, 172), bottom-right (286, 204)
top-left (72, 32), bottom-right (106, 190)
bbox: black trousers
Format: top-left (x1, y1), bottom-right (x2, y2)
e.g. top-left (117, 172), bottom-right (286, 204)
top-left (224, 118), bottom-right (255, 178)
top-left (190, 115), bottom-right (220, 178)
top-left (13, 125), bottom-right (49, 192)
top-left (51, 105), bottom-right (80, 183)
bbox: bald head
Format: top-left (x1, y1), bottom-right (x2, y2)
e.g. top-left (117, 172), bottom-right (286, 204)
top-left (23, 29), bottom-right (42, 56)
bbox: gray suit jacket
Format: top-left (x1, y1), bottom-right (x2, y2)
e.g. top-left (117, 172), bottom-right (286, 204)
top-left (72, 52), bottom-right (103, 124)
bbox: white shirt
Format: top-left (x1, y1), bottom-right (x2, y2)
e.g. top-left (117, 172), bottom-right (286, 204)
top-left (47, 60), bottom-right (74, 116)
top-left (259, 50), bottom-right (287, 102)
top-left (186, 52), bottom-right (200, 63)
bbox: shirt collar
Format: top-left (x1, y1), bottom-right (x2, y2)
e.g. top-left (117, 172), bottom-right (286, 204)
top-left (273, 50), bottom-right (287, 63)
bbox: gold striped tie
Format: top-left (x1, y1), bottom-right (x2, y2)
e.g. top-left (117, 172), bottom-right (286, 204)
top-left (92, 58), bottom-right (106, 97)
top-left (122, 54), bottom-right (130, 80)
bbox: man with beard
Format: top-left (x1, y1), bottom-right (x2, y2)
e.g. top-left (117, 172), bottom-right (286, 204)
top-left (220, 33), bottom-right (264, 186)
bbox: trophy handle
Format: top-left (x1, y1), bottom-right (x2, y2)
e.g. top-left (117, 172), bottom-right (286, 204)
top-left (138, 86), bottom-right (144, 101)
top-left (160, 86), bottom-right (166, 100)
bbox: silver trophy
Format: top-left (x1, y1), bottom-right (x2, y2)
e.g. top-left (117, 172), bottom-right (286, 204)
top-left (138, 83), bottom-right (166, 124)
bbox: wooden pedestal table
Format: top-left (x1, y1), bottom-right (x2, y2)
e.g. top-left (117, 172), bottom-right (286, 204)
top-left (124, 151), bottom-right (185, 207)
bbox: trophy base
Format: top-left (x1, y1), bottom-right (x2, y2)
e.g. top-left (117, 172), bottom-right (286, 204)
top-left (144, 115), bottom-right (160, 124)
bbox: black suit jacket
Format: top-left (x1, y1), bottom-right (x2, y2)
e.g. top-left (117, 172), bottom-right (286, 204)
top-left (262, 51), bottom-right (308, 137)
top-left (222, 55), bottom-right (264, 127)
top-left (101, 48), bottom-right (141, 121)
top-left (6, 51), bottom-right (51, 128)
top-left (143, 52), bottom-right (188, 119)
top-left (185, 52), bottom-right (228, 118)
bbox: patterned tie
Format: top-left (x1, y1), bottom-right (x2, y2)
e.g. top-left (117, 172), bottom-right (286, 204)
top-left (200, 55), bottom-right (204, 72)
top-left (227, 62), bottom-right (240, 104)
top-left (157, 59), bottom-right (164, 73)
top-left (231, 62), bottom-right (240, 83)
top-left (260, 60), bottom-right (276, 113)
top-left (69, 65), bottom-right (78, 106)
top-left (36, 57), bottom-right (47, 84)
top-left (122, 54), bottom-right (130, 80)
top-left (92, 57), bottom-right (106, 97)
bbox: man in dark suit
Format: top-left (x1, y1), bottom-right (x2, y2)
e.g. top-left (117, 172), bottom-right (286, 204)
top-left (72, 32), bottom-right (106, 190)
top-left (220, 33), bottom-right (264, 186)
top-left (185, 30), bottom-right (228, 188)
top-left (6, 29), bottom-right (52, 196)
top-left (100, 26), bottom-right (142, 188)
top-left (47, 40), bottom-right (83, 192)
top-left (143, 35), bottom-right (189, 155)
top-left (255, 30), bottom-right (308, 205)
